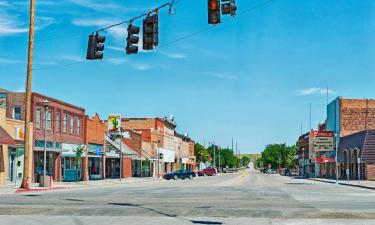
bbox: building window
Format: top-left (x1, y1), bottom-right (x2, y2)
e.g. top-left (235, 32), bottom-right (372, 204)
top-left (46, 110), bottom-right (52, 130)
top-left (77, 117), bottom-right (81, 135)
top-left (70, 116), bottom-right (74, 134)
top-left (12, 106), bottom-right (21, 120)
top-left (63, 114), bottom-right (67, 133)
top-left (36, 107), bottom-right (41, 129)
top-left (56, 142), bottom-right (61, 150)
top-left (56, 112), bottom-right (60, 132)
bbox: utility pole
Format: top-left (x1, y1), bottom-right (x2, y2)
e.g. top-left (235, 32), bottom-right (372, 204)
top-left (22, 0), bottom-right (35, 189)
top-left (231, 138), bottom-right (234, 153)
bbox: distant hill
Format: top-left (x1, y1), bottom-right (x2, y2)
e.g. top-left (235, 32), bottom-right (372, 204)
top-left (238, 154), bottom-right (261, 161)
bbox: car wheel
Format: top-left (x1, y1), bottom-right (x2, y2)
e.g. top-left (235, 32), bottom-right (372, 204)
top-left (189, 175), bottom-right (193, 180)
top-left (174, 175), bottom-right (178, 180)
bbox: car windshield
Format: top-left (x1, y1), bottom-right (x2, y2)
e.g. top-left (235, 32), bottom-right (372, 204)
top-left (2, 1), bottom-right (375, 225)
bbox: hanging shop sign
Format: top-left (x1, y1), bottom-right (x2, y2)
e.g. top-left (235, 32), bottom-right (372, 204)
top-left (108, 114), bottom-right (121, 132)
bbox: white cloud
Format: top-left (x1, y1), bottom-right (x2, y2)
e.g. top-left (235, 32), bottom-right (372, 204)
top-left (107, 46), bottom-right (124, 52)
top-left (207, 72), bottom-right (238, 80)
top-left (68, 0), bottom-right (135, 12)
top-left (159, 51), bottom-right (186, 59)
top-left (107, 57), bottom-right (127, 65)
top-left (60, 55), bottom-right (84, 62)
top-left (0, 58), bottom-right (23, 64)
top-left (296, 87), bottom-right (335, 96)
top-left (72, 18), bottom-right (126, 40)
top-left (134, 64), bottom-right (151, 71)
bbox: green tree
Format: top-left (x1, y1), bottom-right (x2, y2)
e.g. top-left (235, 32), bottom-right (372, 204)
top-left (259, 143), bottom-right (298, 170)
top-left (194, 143), bottom-right (209, 163)
top-left (74, 146), bottom-right (85, 182)
top-left (241, 156), bottom-right (251, 167)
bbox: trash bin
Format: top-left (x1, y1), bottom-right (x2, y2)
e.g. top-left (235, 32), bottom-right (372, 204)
top-left (39, 175), bottom-right (51, 187)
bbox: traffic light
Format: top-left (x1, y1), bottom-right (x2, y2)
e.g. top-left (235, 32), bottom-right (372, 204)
top-left (208, 0), bottom-right (221, 24)
top-left (221, 0), bottom-right (237, 16)
top-left (126, 24), bottom-right (140, 55)
top-left (86, 32), bottom-right (105, 60)
top-left (143, 14), bottom-right (158, 50)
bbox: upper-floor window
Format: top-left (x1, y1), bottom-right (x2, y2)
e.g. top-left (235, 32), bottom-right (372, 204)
top-left (12, 106), bottom-right (21, 120)
top-left (55, 111), bottom-right (60, 132)
top-left (77, 117), bottom-right (81, 135)
top-left (70, 116), bottom-right (74, 134)
top-left (36, 107), bottom-right (41, 129)
top-left (46, 110), bottom-right (52, 130)
top-left (63, 114), bottom-right (67, 133)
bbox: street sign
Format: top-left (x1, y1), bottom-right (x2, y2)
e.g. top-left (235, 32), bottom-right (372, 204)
top-left (108, 114), bottom-right (121, 132)
top-left (346, 169), bottom-right (350, 175)
top-left (96, 145), bottom-right (102, 156)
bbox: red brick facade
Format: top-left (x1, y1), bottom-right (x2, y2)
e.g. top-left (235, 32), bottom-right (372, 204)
top-left (367, 163), bottom-right (375, 180)
top-left (340, 99), bottom-right (375, 137)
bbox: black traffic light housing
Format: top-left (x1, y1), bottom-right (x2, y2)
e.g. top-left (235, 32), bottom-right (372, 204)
top-left (143, 14), bottom-right (159, 50)
top-left (208, 0), bottom-right (221, 24)
top-left (221, 0), bottom-right (237, 17)
top-left (86, 32), bottom-right (105, 60)
top-left (126, 24), bottom-right (140, 55)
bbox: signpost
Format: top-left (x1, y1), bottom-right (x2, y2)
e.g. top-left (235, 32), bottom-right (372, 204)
top-left (346, 169), bottom-right (350, 184)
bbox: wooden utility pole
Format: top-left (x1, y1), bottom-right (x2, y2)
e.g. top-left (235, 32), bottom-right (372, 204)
top-left (21, 0), bottom-right (35, 189)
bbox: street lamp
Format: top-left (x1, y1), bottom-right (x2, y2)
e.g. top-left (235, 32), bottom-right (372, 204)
top-left (41, 99), bottom-right (50, 187)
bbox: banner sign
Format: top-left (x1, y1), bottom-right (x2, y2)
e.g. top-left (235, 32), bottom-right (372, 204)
top-left (15, 127), bottom-right (24, 140)
top-left (108, 114), bottom-right (121, 132)
top-left (312, 131), bottom-right (334, 152)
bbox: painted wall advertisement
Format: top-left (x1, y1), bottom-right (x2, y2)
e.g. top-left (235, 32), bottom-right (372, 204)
top-left (312, 131), bottom-right (334, 152)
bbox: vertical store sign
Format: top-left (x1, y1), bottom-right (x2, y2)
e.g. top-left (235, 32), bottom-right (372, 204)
top-left (108, 114), bottom-right (121, 132)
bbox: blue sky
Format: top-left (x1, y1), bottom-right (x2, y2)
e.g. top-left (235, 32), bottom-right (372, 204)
top-left (1, 0), bottom-right (375, 153)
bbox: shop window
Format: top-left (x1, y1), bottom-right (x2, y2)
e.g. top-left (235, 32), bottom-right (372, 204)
top-left (36, 107), bottom-right (41, 129)
top-left (70, 116), bottom-right (74, 134)
top-left (13, 106), bottom-right (21, 120)
top-left (46, 110), bottom-right (52, 130)
top-left (55, 112), bottom-right (60, 132)
top-left (63, 114), bottom-right (67, 133)
top-left (34, 140), bottom-right (44, 148)
top-left (77, 117), bottom-right (81, 135)
top-left (56, 142), bottom-right (61, 150)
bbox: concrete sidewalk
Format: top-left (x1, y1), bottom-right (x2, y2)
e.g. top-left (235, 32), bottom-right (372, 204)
top-left (0, 177), bottom-right (158, 195)
top-left (309, 177), bottom-right (375, 190)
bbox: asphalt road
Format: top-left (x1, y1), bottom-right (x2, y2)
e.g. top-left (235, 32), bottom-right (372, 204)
top-left (1, 168), bottom-right (375, 224)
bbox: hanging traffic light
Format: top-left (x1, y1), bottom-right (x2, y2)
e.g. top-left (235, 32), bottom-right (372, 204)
top-left (143, 14), bottom-right (158, 50)
top-left (221, 0), bottom-right (237, 16)
top-left (86, 32), bottom-right (105, 60)
top-left (126, 24), bottom-right (140, 55)
top-left (208, 0), bottom-right (221, 24)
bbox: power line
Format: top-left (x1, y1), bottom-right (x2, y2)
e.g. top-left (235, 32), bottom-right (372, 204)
top-left (32, 0), bottom-right (275, 71)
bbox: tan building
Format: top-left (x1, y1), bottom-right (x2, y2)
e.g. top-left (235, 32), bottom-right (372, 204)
top-left (0, 107), bottom-right (32, 186)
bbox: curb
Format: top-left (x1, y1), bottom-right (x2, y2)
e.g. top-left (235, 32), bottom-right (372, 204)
top-left (16, 187), bottom-right (69, 193)
top-left (309, 178), bottom-right (375, 190)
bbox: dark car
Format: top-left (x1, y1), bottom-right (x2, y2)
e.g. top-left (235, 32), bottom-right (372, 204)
top-left (198, 167), bottom-right (217, 176)
top-left (163, 170), bottom-right (196, 180)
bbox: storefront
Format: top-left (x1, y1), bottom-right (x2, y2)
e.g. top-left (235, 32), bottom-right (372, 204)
top-left (87, 144), bottom-right (103, 180)
top-left (61, 143), bottom-right (84, 182)
top-left (33, 140), bottom-right (60, 182)
top-left (159, 148), bottom-right (175, 174)
top-left (105, 150), bottom-right (120, 179)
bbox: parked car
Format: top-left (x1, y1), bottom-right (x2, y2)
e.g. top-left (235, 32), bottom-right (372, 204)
top-left (198, 167), bottom-right (217, 176)
top-left (266, 169), bottom-right (276, 174)
top-left (163, 170), bottom-right (196, 180)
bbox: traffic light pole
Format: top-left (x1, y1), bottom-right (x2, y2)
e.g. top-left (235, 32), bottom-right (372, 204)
top-left (22, 0), bottom-right (35, 189)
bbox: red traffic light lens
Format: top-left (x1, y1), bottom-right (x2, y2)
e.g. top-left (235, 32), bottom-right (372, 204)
top-left (209, 0), bottom-right (218, 10)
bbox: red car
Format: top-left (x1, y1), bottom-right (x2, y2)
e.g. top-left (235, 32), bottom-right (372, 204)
top-left (198, 167), bottom-right (217, 176)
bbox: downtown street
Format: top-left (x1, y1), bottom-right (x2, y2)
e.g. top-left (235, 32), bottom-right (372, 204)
top-left (1, 168), bottom-right (375, 225)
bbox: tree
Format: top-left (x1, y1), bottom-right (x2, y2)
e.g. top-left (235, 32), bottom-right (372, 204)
top-left (241, 156), bottom-right (251, 167)
top-left (259, 144), bottom-right (298, 170)
top-left (194, 143), bottom-right (209, 163)
top-left (74, 146), bottom-right (85, 182)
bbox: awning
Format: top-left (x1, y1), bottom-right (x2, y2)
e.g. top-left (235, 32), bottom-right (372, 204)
top-left (0, 126), bottom-right (16, 145)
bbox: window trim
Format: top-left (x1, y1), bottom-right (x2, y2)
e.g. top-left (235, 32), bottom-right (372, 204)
top-left (36, 107), bottom-right (41, 129)
top-left (63, 113), bottom-right (67, 133)
top-left (12, 106), bottom-right (22, 120)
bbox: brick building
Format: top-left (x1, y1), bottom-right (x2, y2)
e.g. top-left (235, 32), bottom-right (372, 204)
top-left (325, 97), bottom-right (375, 180)
top-left (5, 91), bottom-right (86, 183)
